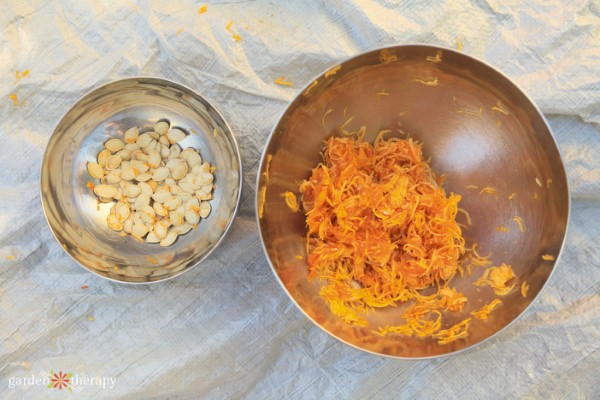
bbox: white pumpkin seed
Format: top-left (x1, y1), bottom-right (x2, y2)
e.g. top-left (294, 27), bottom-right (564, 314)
top-left (135, 172), bottom-right (152, 182)
top-left (163, 195), bottom-right (182, 211)
top-left (170, 185), bottom-right (182, 195)
top-left (199, 162), bottom-right (211, 173)
top-left (169, 210), bottom-right (185, 226)
top-left (132, 149), bottom-right (148, 161)
top-left (124, 126), bottom-right (139, 144)
top-left (172, 164), bottom-right (188, 180)
top-left (123, 214), bottom-right (134, 233)
top-left (177, 193), bottom-right (192, 204)
top-left (154, 121), bottom-right (170, 135)
top-left (115, 202), bottom-right (130, 221)
top-left (159, 135), bottom-right (169, 146)
top-left (120, 166), bottom-right (137, 181)
top-left (200, 184), bottom-right (213, 194)
top-left (136, 133), bottom-right (153, 148)
top-left (133, 194), bottom-right (151, 210)
top-left (179, 180), bottom-right (196, 194)
top-left (124, 142), bottom-right (140, 152)
top-left (97, 148), bottom-right (111, 167)
top-left (153, 202), bottom-right (169, 217)
top-left (94, 184), bottom-right (118, 198)
top-left (131, 160), bottom-right (150, 174)
top-left (139, 205), bottom-right (156, 224)
top-left (105, 138), bottom-right (125, 153)
top-left (147, 150), bottom-right (161, 169)
top-left (138, 181), bottom-right (153, 197)
top-left (131, 223), bottom-right (149, 238)
top-left (166, 128), bottom-right (186, 144)
top-left (168, 144), bottom-right (181, 160)
top-left (186, 151), bottom-right (202, 168)
top-left (173, 223), bottom-right (192, 235)
top-left (185, 210), bottom-right (200, 225)
top-left (159, 229), bottom-right (178, 247)
top-left (196, 190), bottom-right (212, 201)
top-left (116, 149), bottom-right (131, 161)
top-left (146, 231), bottom-right (161, 243)
top-left (152, 188), bottom-right (171, 203)
top-left (146, 131), bottom-right (159, 140)
top-left (200, 201), bottom-right (211, 218)
top-left (152, 167), bottom-right (170, 182)
top-left (123, 184), bottom-right (141, 198)
top-left (107, 214), bottom-right (123, 231)
top-left (105, 155), bottom-right (122, 170)
top-left (87, 162), bottom-right (104, 179)
top-left (133, 211), bottom-right (144, 226)
top-left (153, 219), bottom-right (169, 239)
top-left (142, 139), bottom-right (158, 155)
top-left (159, 144), bottom-right (170, 159)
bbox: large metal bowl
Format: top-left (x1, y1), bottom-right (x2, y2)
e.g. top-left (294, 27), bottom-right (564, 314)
top-left (41, 77), bottom-right (242, 283)
top-left (256, 45), bottom-right (569, 358)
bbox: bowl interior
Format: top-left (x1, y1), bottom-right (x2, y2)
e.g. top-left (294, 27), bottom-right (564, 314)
top-left (42, 78), bottom-right (241, 283)
top-left (257, 45), bottom-right (569, 357)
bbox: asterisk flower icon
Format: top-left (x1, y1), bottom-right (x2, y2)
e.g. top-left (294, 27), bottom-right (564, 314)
top-left (48, 370), bottom-right (73, 391)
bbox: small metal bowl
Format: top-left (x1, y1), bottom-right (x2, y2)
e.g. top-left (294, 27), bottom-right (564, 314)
top-left (256, 45), bottom-right (569, 358)
top-left (41, 77), bottom-right (242, 283)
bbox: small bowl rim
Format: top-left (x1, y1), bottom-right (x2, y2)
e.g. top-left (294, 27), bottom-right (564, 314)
top-left (40, 75), bottom-right (244, 285)
top-left (254, 43), bottom-right (571, 359)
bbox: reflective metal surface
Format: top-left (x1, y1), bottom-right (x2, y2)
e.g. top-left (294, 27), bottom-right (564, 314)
top-left (256, 45), bottom-right (570, 358)
top-left (41, 77), bottom-right (242, 283)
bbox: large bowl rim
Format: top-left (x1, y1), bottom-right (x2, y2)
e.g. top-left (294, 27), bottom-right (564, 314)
top-left (254, 43), bottom-right (571, 359)
top-left (40, 76), bottom-right (244, 285)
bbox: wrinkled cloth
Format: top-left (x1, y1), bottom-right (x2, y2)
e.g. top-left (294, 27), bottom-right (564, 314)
top-left (1, 1), bottom-right (600, 398)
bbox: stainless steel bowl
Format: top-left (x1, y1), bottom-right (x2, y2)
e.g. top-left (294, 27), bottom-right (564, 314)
top-left (41, 77), bottom-right (242, 283)
top-left (256, 45), bottom-right (569, 358)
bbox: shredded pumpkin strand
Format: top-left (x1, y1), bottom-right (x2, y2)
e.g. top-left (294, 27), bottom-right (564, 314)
top-left (300, 136), bottom-right (472, 341)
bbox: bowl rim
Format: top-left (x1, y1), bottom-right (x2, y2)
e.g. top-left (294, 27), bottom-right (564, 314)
top-left (254, 43), bottom-right (572, 359)
top-left (40, 75), bottom-right (244, 285)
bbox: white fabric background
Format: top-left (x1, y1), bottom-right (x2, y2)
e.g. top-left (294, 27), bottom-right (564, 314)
top-left (1, 0), bottom-right (599, 398)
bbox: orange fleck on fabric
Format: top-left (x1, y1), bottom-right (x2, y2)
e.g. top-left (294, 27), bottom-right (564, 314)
top-left (198, 4), bottom-right (207, 13)
top-left (456, 37), bottom-right (463, 51)
top-left (496, 225), bottom-right (509, 232)
top-left (542, 254), bottom-right (555, 261)
top-left (14, 70), bottom-right (30, 84)
top-left (9, 93), bottom-right (18, 105)
top-left (521, 281), bottom-right (530, 297)
top-left (225, 21), bottom-right (241, 42)
top-left (274, 76), bottom-right (293, 87)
